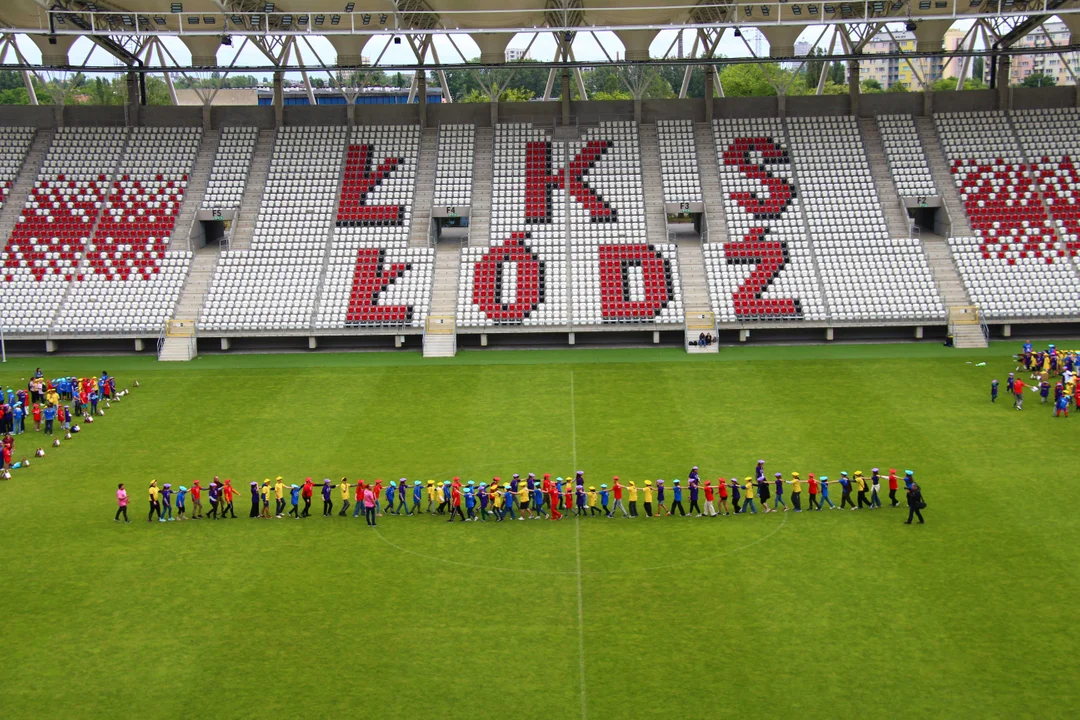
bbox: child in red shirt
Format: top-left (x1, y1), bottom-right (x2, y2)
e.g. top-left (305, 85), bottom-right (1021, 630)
top-left (888, 469), bottom-right (900, 507)
top-left (807, 473), bottom-right (820, 511)
top-left (32, 403), bottom-right (42, 432)
top-left (703, 480), bottom-right (717, 517)
top-left (717, 477), bottom-right (729, 515)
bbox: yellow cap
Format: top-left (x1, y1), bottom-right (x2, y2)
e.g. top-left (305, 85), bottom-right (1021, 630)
top-left (792, 472), bottom-right (800, 478)
top-left (645, 480), bottom-right (652, 486)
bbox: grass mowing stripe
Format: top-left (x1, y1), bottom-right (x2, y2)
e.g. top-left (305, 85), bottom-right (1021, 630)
top-left (571, 370), bottom-right (587, 720)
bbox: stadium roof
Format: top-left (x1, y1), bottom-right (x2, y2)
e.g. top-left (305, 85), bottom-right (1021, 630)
top-left (2, 0), bottom-right (1080, 70)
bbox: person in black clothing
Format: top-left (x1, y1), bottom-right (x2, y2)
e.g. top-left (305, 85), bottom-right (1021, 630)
top-left (249, 481), bottom-right (260, 518)
top-left (905, 482), bottom-right (925, 524)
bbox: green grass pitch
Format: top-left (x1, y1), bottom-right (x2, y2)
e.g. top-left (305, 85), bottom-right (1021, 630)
top-left (0, 341), bottom-right (1077, 719)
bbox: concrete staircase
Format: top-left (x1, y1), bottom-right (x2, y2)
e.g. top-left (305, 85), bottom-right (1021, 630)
top-left (639, 124), bottom-right (669, 244)
top-left (674, 237), bottom-right (711, 313)
top-left (171, 247), bottom-right (220, 324)
top-left (921, 231), bottom-right (971, 308)
top-left (469, 127), bottom-right (493, 246)
top-left (952, 323), bottom-right (987, 349)
top-left (425, 241), bottom-right (460, 357)
top-left (860, 118), bottom-right (911, 238)
top-left (916, 118), bottom-right (973, 238)
top-left (0, 129), bottom-right (52, 242)
top-left (409, 127), bottom-right (438, 247)
top-left (158, 333), bottom-right (197, 361)
top-left (174, 130), bottom-right (218, 251)
top-left (693, 122), bottom-right (729, 244)
top-left (229, 129), bottom-right (274, 251)
top-left (429, 241), bottom-right (460, 317)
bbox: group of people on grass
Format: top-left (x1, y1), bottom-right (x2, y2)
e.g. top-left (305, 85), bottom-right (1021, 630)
top-left (994, 342), bottom-right (1079, 416)
top-left (120, 462), bottom-right (928, 526)
top-left (0, 368), bottom-right (118, 471)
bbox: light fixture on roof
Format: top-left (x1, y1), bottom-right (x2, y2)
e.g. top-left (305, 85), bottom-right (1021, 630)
top-left (86, 2), bottom-right (98, 11)
top-left (187, 16), bottom-right (199, 24)
top-left (906, 20), bottom-right (917, 31)
top-left (203, 16), bottom-right (215, 24)
top-left (394, 35), bottom-right (401, 44)
top-left (733, 27), bottom-right (742, 37)
top-left (792, 5), bottom-right (801, 14)
top-left (221, 34), bottom-right (232, 45)
top-left (823, 4), bottom-right (835, 13)
top-left (298, 15), bottom-right (308, 24)
top-left (264, 3), bottom-right (275, 13)
top-left (918, 0), bottom-right (930, 7)
top-left (808, 5), bottom-right (818, 13)
top-left (154, 16), bottom-right (166, 25)
top-left (121, 14), bottom-right (133, 26)
top-left (345, 2), bottom-right (355, 11)
top-left (170, 3), bottom-right (182, 12)
top-left (331, 14), bottom-right (341, 25)
top-left (761, 6), bottom-right (769, 15)
top-left (280, 14), bottom-right (292, 25)
top-left (361, 13), bottom-right (370, 25)
top-left (314, 14), bottom-right (324, 25)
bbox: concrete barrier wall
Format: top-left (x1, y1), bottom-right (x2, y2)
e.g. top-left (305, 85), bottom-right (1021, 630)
top-left (4, 87), bottom-right (1080, 130)
top-left (212, 106), bottom-right (275, 129)
top-left (140, 105), bottom-right (203, 127)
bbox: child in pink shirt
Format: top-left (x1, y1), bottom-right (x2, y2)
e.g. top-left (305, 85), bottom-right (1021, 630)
top-left (115, 483), bottom-right (130, 523)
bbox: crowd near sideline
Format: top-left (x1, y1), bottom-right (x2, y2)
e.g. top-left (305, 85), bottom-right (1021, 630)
top-left (122, 463), bottom-right (929, 527)
top-left (0, 367), bottom-right (128, 476)
top-left (996, 342), bottom-right (1080, 416)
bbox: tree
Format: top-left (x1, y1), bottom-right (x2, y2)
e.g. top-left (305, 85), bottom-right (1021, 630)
top-left (861, 78), bottom-right (884, 93)
top-left (392, 72), bottom-right (407, 88)
top-left (828, 62), bottom-right (846, 85)
top-left (592, 90), bottom-right (633, 100)
top-left (719, 63), bottom-right (776, 97)
top-left (804, 48), bottom-right (827, 88)
top-left (822, 80), bottom-right (847, 95)
top-left (655, 65), bottom-right (707, 98)
top-left (931, 76), bottom-right (989, 92)
top-left (1019, 71), bottom-right (1056, 88)
top-left (886, 81), bottom-right (909, 93)
top-left (311, 78), bottom-right (326, 89)
top-left (972, 57), bottom-right (985, 84)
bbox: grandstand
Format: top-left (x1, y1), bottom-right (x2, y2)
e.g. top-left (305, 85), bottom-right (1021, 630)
top-left (2, 3), bottom-right (1080, 357)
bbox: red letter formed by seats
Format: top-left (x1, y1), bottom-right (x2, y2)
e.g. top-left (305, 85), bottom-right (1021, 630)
top-left (722, 137), bottom-right (801, 319)
top-left (346, 248), bottom-right (412, 325)
top-left (525, 140), bottom-right (616, 223)
top-left (337, 144), bottom-right (405, 226)
top-left (598, 243), bottom-right (672, 320)
top-left (470, 232), bottom-right (545, 321)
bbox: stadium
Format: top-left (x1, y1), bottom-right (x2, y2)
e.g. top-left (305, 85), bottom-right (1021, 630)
top-left (0, 1), bottom-right (1078, 717)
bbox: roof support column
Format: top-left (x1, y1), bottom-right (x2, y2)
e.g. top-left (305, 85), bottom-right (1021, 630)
top-left (126, 71), bottom-right (141, 127)
top-left (848, 59), bottom-right (860, 117)
top-left (418, 71), bottom-right (427, 128)
top-left (273, 70), bottom-right (284, 127)
top-left (997, 55), bottom-right (1012, 111)
top-left (704, 66), bottom-right (714, 123)
top-left (561, 68), bottom-right (571, 127)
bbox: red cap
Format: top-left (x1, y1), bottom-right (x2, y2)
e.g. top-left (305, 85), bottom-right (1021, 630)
top-left (613, 476), bottom-right (619, 481)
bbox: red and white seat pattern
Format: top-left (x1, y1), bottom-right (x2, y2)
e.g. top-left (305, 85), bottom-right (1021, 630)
top-left (434, 124), bottom-right (474, 208)
top-left (1013, 108), bottom-right (1080, 266)
top-left (316, 125), bottom-right (432, 329)
top-left (201, 126), bottom-right (346, 330)
top-left (458, 124), bottom-right (567, 327)
top-left (0, 127), bottom-right (34, 213)
top-left (53, 127), bottom-right (199, 333)
top-left (705, 119), bottom-right (825, 322)
top-left (788, 117), bottom-right (942, 321)
top-left (202, 126), bottom-right (257, 210)
top-left (1, 127), bottom-right (125, 333)
top-left (657, 119), bottom-right (702, 203)
top-left (937, 111), bottom-right (1080, 318)
top-left (570, 122), bottom-right (683, 325)
top-left (877, 114), bottom-right (937, 199)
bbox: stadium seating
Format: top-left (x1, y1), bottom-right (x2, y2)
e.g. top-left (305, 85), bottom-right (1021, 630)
top-left (458, 123), bottom-right (567, 327)
top-left (201, 126), bottom-right (346, 331)
top-left (202, 126), bottom-right (257, 210)
top-left (434, 124), bottom-right (474, 209)
top-left (705, 119), bottom-right (826, 322)
top-left (1, 127), bottom-right (125, 333)
top-left (570, 122), bottom-right (683, 325)
top-left (1013, 108), bottom-right (1080, 265)
top-left (936, 111), bottom-right (1080, 318)
top-left (52, 128), bottom-right (199, 333)
top-left (788, 117), bottom-right (943, 322)
top-left (315, 125), bottom-right (433, 330)
top-left (876, 114), bottom-right (937, 198)
top-left (0, 127), bottom-right (34, 213)
top-left (656, 119), bottom-right (702, 203)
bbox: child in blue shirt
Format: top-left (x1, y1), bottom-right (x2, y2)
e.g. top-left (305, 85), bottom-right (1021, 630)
top-left (991, 379), bottom-right (999, 403)
top-left (478, 482), bottom-right (489, 522)
top-left (384, 482), bottom-right (396, 515)
top-left (176, 485), bottom-right (188, 520)
top-left (533, 484), bottom-right (546, 518)
top-left (12, 404), bottom-right (23, 435)
top-left (412, 480), bottom-right (422, 514)
top-left (600, 484), bottom-right (611, 517)
top-left (160, 484), bottom-right (174, 522)
top-left (89, 390), bottom-right (99, 416)
top-left (289, 484), bottom-right (301, 518)
top-left (43, 404), bottom-right (57, 435)
top-left (464, 485), bottom-right (476, 521)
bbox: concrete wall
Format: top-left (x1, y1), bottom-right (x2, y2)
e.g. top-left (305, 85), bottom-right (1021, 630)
top-left (212, 106), bottom-right (275, 129)
top-left (499, 101), bottom-right (561, 124)
top-left (428, 102), bottom-right (489, 126)
top-left (787, 94), bottom-right (849, 116)
top-left (860, 92), bottom-right (924, 117)
top-left (0, 105), bottom-right (56, 127)
top-left (642, 99), bottom-right (705, 124)
top-left (930, 89), bottom-right (996, 114)
top-left (63, 105), bottom-right (125, 126)
top-left (140, 105), bottom-right (203, 127)
top-left (1013, 85), bottom-right (1075, 110)
top-left (716, 96), bottom-right (778, 119)
top-left (354, 104), bottom-right (418, 125)
top-left (283, 104), bottom-right (348, 126)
